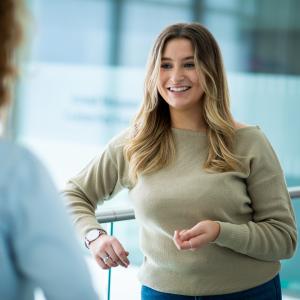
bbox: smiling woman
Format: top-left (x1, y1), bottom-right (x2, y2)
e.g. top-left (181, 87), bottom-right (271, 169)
top-left (63, 23), bottom-right (297, 300)
top-left (126, 23), bottom-right (240, 181)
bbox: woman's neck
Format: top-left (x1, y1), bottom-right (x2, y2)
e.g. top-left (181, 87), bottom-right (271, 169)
top-left (170, 107), bottom-right (207, 132)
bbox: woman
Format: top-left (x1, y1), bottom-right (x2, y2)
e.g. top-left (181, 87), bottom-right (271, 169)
top-left (0, 1), bottom-right (98, 299)
top-left (63, 23), bottom-right (297, 299)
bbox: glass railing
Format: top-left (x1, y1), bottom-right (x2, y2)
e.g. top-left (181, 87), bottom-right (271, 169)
top-left (94, 186), bottom-right (300, 300)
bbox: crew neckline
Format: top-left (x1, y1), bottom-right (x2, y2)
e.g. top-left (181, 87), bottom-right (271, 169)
top-left (171, 125), bottom-right (259, 137)
top-left (171, 127), bottom-right (207, 136)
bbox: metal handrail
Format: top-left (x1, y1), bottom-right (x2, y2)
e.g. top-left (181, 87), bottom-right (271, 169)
top-left (289, 186), bottom-right (300, 198)
top-left (96, 186), bottom-right (300, 224)
top-left (96, 208), bottom-right (135, 223)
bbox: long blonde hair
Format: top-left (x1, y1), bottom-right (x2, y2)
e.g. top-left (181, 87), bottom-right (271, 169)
top-left (124, 23), bottom-right (241, 183)
top-left (0, 0), bottom-right (24, 114)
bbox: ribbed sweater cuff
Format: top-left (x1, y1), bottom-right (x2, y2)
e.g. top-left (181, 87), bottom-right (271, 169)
top-left (212, 221), bottom-right (249, 253)
top-left (76, 215), bottom-right (105, 239)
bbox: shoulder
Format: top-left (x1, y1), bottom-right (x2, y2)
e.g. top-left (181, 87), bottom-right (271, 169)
top-left (233, 121), bottom-right (273, 152)
top-left (234, 122), bottom-right (263, 138)
top-left (106, 127), bottom-right (132, 156)
top-left (234, 123), bottom-right (268, 146)
top-left (233, 125), bottom-right (281, 168)
top-left (0, 140), bottom-right (52, 189)
top-left (0, 141), bottom-right (59, 221)
top-left (232, 122), bottom-right (267, 147)
top-left (91, 128), bottom-right (131, 169)
top-left (233, 119), bottom-right (262, 138)
top-left (0, 141), bottom-right (34, 181)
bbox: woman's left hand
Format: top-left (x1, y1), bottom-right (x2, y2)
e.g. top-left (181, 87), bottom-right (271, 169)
top-left (173, 220), bottom-right (220, 251)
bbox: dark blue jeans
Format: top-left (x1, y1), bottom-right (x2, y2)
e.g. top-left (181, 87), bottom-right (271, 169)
top-left (141, 274), bottom-right (282, 300)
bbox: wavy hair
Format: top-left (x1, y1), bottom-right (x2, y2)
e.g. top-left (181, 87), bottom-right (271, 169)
top-left (0, 0), bottom-right (24, 114)
top-left (124, 23), bottom-right (241, 183)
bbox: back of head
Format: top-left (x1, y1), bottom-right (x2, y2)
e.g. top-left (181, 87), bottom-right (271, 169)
top-left (0, 0), bottom-right (23, 113)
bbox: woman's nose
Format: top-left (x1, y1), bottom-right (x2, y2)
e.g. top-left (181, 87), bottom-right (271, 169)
top-left (170, 67), bottom-right (184, 83)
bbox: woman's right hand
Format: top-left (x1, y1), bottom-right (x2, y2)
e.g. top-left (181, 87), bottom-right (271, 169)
top-left (89, 235), bottom-right (130, 270)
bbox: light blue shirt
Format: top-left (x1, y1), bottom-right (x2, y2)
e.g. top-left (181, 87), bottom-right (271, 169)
top-left (0, 140), bottom-right (98, 300)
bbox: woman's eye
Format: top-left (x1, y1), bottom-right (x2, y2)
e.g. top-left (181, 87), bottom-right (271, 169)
top-left (184, 62), bottom-right (195, 68)
top-left (161, 63), bottom-right (172, 69)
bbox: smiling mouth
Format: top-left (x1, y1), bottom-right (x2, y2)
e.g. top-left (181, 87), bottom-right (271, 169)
top-left (167, 86), bottom-right (191, 92)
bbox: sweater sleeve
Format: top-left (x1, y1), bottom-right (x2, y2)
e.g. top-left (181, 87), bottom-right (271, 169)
top-left (213, 129), bottom-right (297, 261)
top-left (62, 132), bottom-right (129, 238)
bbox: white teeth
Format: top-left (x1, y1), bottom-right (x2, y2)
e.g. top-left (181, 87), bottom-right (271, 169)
top-left (169, 86), bottom-right (190, 92)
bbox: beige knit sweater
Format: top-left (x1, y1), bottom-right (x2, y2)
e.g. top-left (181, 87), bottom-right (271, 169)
top-left (62, 126), bottom-right (297, 296)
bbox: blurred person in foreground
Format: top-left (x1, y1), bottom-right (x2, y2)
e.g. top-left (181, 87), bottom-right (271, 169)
top-left (63, 23), bottom-right (297, 299)
top-left (0, 1), bottom-right (98, 299)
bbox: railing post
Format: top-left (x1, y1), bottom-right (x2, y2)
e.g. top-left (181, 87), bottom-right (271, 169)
top-left (107, 222), bottom-right (114, 300)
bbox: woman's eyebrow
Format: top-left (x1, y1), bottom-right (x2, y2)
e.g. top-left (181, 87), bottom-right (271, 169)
top-left (161, 56), bottom-right (194, 61)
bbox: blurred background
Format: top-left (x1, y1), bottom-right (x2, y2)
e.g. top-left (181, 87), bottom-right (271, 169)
top-left (10, 0), bottom-right (300, 299)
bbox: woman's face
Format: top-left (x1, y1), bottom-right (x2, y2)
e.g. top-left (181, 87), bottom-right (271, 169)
top-left (157, 38), bottom-right (204, 113)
